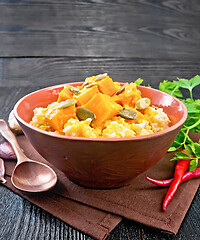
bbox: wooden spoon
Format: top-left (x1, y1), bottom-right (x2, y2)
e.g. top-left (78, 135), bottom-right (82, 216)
top-left (0, 119), bottom-right (57, 192)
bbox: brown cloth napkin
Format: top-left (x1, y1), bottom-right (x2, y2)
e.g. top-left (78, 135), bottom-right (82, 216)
top-left (3, 177), bottom-right (121, 240)
top-left (2, 133), bottom-right (200, 237)
top-left (3, 139), bottom-right (122, 240)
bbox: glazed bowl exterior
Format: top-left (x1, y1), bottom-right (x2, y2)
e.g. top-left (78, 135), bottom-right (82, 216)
top-left (14, 82), bottom-right (187, 189)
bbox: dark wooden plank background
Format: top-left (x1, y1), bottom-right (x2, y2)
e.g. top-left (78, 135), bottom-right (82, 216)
top-left (0, 0), bottom-right (199, 239)
top-left (0, 0), bottom-right (200, 59)
top-left (0, 58), bottom-right (200, 86)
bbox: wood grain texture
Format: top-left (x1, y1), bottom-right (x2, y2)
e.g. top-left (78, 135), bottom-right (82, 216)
top-left (0, 57), bottom-right (199, 98)
top-left (0, 0), bottom-right (200, 58)
top-left (0, 186), bottom-right (91, 240)
top-left (0, 184), bottom-right (199, 240)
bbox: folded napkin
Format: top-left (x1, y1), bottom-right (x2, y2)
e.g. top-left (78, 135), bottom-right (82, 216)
top-left (3, 141), bottom-right (121, 240)
top-left (3, 177), bottom-right (121, 240)
top-left (2, 133), bottom-right (200, 237)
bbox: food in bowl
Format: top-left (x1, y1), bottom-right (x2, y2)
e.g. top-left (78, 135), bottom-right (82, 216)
top-left (14, 76), bottom-right (187, 188)
top-left (30, 73), bottom-right (170, 138)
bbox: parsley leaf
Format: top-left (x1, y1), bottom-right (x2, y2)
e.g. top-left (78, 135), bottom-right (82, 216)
top-left (175, 75), bottom-right (200, 99)
top-left (158, 75), bottom-right (200, 171)
top-left (158, 80), bottom-right (183, 98)
top-left (134, 78), bottom-right (143, 85)
top-left (170, 151), bottom-right (191, 161)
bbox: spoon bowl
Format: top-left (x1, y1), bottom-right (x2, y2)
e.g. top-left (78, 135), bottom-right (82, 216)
top-left (0, 119), bottom-right (57, 192)
top-left (11, 161), bottom-right (57, 192)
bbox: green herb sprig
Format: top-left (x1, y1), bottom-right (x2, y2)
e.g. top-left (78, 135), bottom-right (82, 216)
top-left (158, 75), bottom-right (200, 171)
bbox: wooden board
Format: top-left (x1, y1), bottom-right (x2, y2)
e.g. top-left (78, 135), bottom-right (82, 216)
top-left (0, 0), bottom-right (200, 58)
top-left (0, 58), bottom-right (199, 99)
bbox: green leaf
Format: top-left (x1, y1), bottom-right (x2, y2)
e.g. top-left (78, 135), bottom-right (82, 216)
top-left (175, 78), bottom-right (192, 90)
top-left (176, 151), bottom-right (191, 159)
top-left (175, 75), bottom-right (200, 99)
top-left (186, 103), bottom-right (200, 113)
top-left (170, 151), bottom-right (191, 161)
top-left (182, 99), bottom-right (200, 113)
top-left (185, 117), bottom-right (200, 133)
top-left (158, 80), bottom-right (183, 98)
top-left (170, 156), bottom-right (179, 161)
top-left (134, 78), bottom-right (143, 85)
top-left (170, 130), bottom-right (185, 148)
top-left (168, 147), bottom-right (177, 152)
top-left (189, 158), bottom-right (198, 171)
top-left (190, 75), bottom-right (200, 89)
top-left (184, 144), bottom-right (193, 156)
top-left (193, 143), bottom-right (200, 157)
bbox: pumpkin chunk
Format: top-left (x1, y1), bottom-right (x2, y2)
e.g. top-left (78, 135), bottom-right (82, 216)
top-left (45, 102), bottom-right (76, 132)
top-left (57, 85), bottom-right (73, 103)
top-left (76, 85), bottom-right (99, 106)
top-left (111, 83), bottom-right (141, 107)
top-left (97, 77), bottom-right (117, 96)
top-left (82, 93), bottom-right (123, 128)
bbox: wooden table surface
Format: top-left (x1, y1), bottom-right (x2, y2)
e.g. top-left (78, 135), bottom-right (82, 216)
top-left (0, 1), bottom-right (199, 239)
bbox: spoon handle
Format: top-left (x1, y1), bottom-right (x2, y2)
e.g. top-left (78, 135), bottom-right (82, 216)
top-left (0, 158), bottom-right (6, 183)
top-left (0, 119), bottom-right (27, 164)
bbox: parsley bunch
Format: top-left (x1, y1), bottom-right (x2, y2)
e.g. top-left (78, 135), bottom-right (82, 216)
top-left (158, 75), bottom-right (200, 171)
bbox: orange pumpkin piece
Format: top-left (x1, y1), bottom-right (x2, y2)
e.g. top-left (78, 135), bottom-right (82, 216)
top-left (57, 85), bottom-right (73, 103)
top-left (111, 83), bottom-right (141, 107)
top-left (82, 93), bottom-right (123, 128)
top-left (124, 83), bottom-right (141, 105)
top-left (111, 93), bottom-right (132, 107)
top-left (97, 77), bottom-right (117, 96)
top-left (45, 103), bottom-right (76, 132)
top-left (76, 85), bottom-right (99, 106)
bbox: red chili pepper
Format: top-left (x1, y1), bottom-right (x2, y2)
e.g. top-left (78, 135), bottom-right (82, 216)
top-left (162, 150), bottom-right (192, 211)
top-left (146, 176), bottom-right (173, 187)
top-left (146, 167), bottom-right (200, 187)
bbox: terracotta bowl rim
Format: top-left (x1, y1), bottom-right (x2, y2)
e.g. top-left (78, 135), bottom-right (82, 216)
top-left (14, 82), bottom-right (188, 142)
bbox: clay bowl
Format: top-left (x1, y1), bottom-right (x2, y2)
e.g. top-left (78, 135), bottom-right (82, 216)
top-left (14, 82), bottom-right (187, 189)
